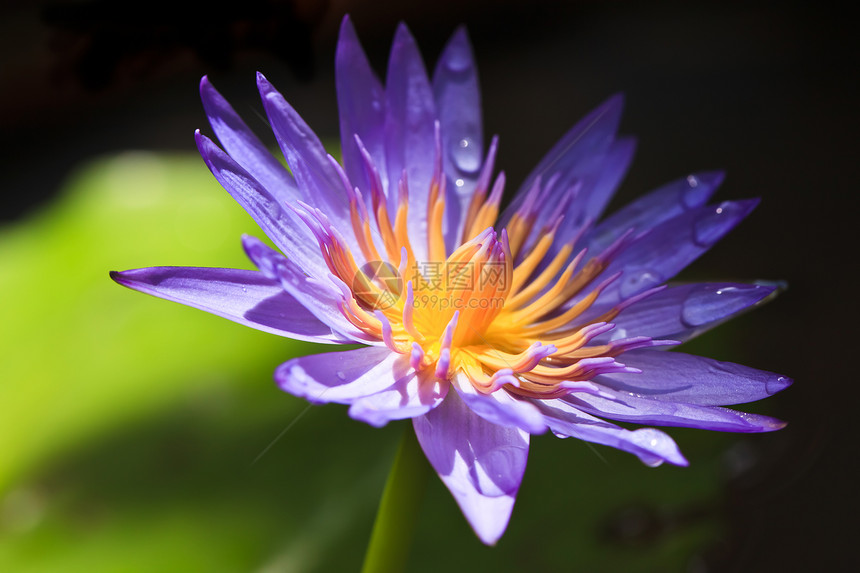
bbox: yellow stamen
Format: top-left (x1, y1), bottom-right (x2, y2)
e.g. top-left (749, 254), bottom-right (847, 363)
top-left (427, 194), bottom-right (447, 262)
top-left (506, 245), bottom-right (578, 310)
top-left (297, 143), bottom-right (642, 398)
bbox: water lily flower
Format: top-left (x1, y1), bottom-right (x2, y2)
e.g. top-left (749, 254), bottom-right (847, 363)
top-left (111, 16), bottom-right (791, 545)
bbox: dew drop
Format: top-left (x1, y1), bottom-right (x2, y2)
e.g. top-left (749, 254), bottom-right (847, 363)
top-left (451, 138), bottom-right (481, 174)
top-left (680, 284), bottom-right (761, 327)
top-left (692, 201), bottom-right (738, 247)
top-left (444, 48), bottom-right (472, 73)
top-left (619, 268), bottom-right (663, 298)
top-left (336, 371), bottom-right (347, 380)
top-left (455, 178), bottom-right (465, 188)
top-left (682, 174), bottom-right (711, 208)
top-left (766, 375), bottom-right (791, 395)
top-left (609, 327), bottom-right (628, 342)
top-left (631, 429), bottom-right (667, 451)
top-left (474, 445), bottom-right (528, 495)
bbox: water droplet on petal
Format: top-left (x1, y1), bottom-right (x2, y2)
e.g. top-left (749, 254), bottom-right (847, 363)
top-left (474, 445), bottom-right (528, 496)
top-left (619, 268), bottom-right (663, 298)
top-left (680, 284), bottom-right (763, 327)
top-left (455, 178), bottom-right (465, 188)
top-left (609, 327), bottom-right (628, 342)
top-left (444, 49), bottom-right (472, 73)
top-left (766, 375), bottom-right (791, 395)
top-left (681, 171), bottom-right (723, 209)
top-left (630, 428), bottom-right (676, 462)
top-left (682, 174), bottom-right (710, 208)
top-left (451, 138), bottom-right (481, 174)
top-left (336, 371), bottom-right (347, 380)
top-left (693, 201), bottom-right (739, 247)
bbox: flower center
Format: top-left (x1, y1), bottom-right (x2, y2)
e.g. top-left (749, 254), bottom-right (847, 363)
top-left (293, 127), bottom-right (668, 397)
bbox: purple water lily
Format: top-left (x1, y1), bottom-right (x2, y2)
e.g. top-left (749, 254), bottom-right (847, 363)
top-left (111, 16), bottom-right (790, 545)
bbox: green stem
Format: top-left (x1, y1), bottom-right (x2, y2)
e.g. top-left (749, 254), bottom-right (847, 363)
top-left (360, 425), bottom-right (430, 573)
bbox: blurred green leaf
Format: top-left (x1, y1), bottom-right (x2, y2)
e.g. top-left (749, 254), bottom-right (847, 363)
top-left (0, 151), bottom-right (303, 492)
top-left (0, 152), bottom-right (403, 571)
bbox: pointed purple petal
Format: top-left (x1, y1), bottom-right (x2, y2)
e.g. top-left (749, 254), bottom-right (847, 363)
top-left (413, 391), bottom-right (528, 545)
top-left (601, 282), bottom-right (778, 342)
top-left (348, 369), bottom-right (448, 427)
top-left (110, 267), bottom-right (347, 344)
top-left (525, 94), bottom-right (624, 191)
top-left (587, 171), bottom-right (725, 254)
top-left (501, 94), bottom-right (623, 226)
top-left (335, 16), bottom-right (387, 199)
top-left (195, 131), bottom-right (328, 277)
top-left (535, 398), bottom-right (688, 467)
top-left (565, 390), bottom-right (787, 432)
top-left (535, 136), bottom-right (636, 259)
top-left (241, 234), bottom-right (381, 345)
top-left (384, 23), bottom-right (436, 261)
top-left (453, 375), bottom-right (546, 434)
top-left (433, 26), bottom-right (483, 235)
top-left (544, 136), bottom-right (637, 241)
top-left (199, 76), bottom-right (298, 204)
top-left (596, 349), bottom-right (792, 406)
top-left (573, 136), bottom-right (637, 228)
top-left (275, 346), bottom-right (401, 404)
top-left (596, 198), bottom-right (759, 305)
top-left (256, 73), bottom-right (356, 232)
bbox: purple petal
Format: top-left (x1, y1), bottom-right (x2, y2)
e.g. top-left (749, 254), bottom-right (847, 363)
top-left (241, 235), bottom-right (381, 345)
top-left (413, 391), bottom-right (528, 545)
top-left (596, 349), bottom-right (792, 406)
top-left (199, 76), bottom-right (298, 204)
top-left (348, 369), bottom-right (448, 427)
top-left (565, 390), bottom-right (787, 432)
top-left (541, 136), bottom-right (636, 258)
top-left (453, 374), bottom-right (546, 434)
top-left (601, 282), bottom-right (778, 342)
top-left (501, 94), bottom-right (623, 227)
top-left (384, 23), bottom-right (437, 261)
top-left (275, 346), bottom-right (401, 404)
top-left (432, 27), bottom-right (483, 236)
top-left (535, 398), bottom-right (688, 467)
top-left (596, 198), bottom-right (759, 306)
top-left (110, 267), bottom-right (347, 344)
top-left (194, 131), bottom-right (328, 278)
top-left (586, 171), bottom-right (725, 254)
top-left (572, 136), bottom-right (637, 229)
top-left (335, 15), bottom-right (387, 200)
top-left (256, 73), bottom-right (357, 238)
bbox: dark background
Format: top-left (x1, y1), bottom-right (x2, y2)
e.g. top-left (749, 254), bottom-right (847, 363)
top-left (2, 0), bottom-right (856, 570)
